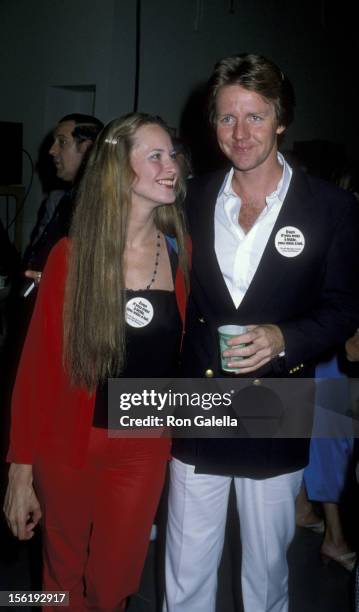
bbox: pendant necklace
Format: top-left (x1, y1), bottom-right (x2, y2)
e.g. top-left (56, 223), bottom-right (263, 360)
top-left (145, 231), bottom-right (161, 289)
top-left (125, 230), bottom-right (161, 328)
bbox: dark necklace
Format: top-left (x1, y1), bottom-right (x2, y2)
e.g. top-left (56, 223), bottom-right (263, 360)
top-left (146, 231), bottom-right (161, 290)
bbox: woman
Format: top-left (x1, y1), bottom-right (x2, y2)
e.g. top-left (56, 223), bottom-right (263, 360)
top-left (296, 353), bottom-right (356, 572)
top-left (295, 165), bottom-right (359, 573)
top-left (4, 113), bottom-right (189, 611)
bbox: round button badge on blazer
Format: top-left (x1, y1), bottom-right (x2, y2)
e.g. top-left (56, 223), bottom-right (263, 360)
top-left (205, 369), bottom-right (214, 378)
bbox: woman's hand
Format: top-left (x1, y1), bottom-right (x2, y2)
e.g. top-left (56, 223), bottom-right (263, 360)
top-left (3, 463), bottom-right (42, 540)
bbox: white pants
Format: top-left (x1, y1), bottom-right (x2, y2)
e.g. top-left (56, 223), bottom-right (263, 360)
top-left (164, 458), bottom-right (303, 612)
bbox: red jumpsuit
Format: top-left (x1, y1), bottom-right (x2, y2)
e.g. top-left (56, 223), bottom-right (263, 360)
top-left (7, 238), bottom-right (188, 611)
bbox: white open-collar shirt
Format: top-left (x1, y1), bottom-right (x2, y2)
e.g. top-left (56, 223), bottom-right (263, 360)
top-left (214, 153), bottom-right (293, 309)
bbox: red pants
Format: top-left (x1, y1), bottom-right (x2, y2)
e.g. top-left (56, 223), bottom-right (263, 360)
top-left (34, 428), bottom-right (170, 611)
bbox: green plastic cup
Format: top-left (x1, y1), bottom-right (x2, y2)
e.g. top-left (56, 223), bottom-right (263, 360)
top-left (218, 324), bottom-right (247, 373)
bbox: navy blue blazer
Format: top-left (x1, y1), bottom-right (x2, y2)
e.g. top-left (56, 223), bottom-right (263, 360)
top-left (173, 168), bottom-right (359, 478)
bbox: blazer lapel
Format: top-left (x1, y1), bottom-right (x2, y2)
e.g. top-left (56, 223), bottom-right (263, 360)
top-left (237, 169), bottom-right (313, 317)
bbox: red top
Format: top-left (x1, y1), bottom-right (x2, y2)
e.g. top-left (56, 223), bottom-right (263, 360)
top-left (7, 238), bottom-right (188, 468)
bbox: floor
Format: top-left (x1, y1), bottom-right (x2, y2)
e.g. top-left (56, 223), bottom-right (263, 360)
top-left (0, 480), bottom-right (356, 612)
top-left (0, 337), bottom-right (357, 611)
top-left (127, 487), bottom-right (356, 612)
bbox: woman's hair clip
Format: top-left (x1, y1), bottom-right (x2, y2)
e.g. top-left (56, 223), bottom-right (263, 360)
top-left (105, 137), bottom-right (118, 145)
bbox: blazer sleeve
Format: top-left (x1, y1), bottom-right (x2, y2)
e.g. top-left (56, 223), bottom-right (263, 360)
top-left (279, 195), bottom-right (359, 371)
top-left (7, 239), bottom-right (70, 464)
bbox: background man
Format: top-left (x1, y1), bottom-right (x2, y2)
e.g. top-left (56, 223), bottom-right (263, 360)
top-left (164, 53), bottom-right (359, 612)
top-left (7, 113), bottom-right (103, 403)
top-left (23, 113), bottom-right (103, 285)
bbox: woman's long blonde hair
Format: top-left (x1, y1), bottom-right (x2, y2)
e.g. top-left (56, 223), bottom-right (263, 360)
top-left (63, 113), bottom-right (189, 391)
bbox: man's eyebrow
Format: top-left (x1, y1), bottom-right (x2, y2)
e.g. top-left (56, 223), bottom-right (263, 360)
top-left (248, 109), bottom-right (269, 115)
top-left (53, 130), bottom-right (71, 138)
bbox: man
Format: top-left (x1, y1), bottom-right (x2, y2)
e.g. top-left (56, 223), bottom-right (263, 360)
top-left (23, 113), bottom-right (103, 286)
top-left (8, 114), bottom-right (103, 378)
top-left (164, 54), bottom-right (359, 612)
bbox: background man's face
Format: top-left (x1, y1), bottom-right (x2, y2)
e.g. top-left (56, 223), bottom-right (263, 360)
top-left (215, 84), bottom-right (284, 173)
top-left (49, 120), bottom-right (90, 182)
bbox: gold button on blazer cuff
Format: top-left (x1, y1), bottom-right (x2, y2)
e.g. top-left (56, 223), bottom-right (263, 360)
top-left (289, 363), bottom-right (304, 374)
top-left (205, 369), bottom-right (214, 378)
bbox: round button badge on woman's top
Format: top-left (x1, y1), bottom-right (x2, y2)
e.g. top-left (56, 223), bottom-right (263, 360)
top-left (125, 297), bottom-right (154, 328)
